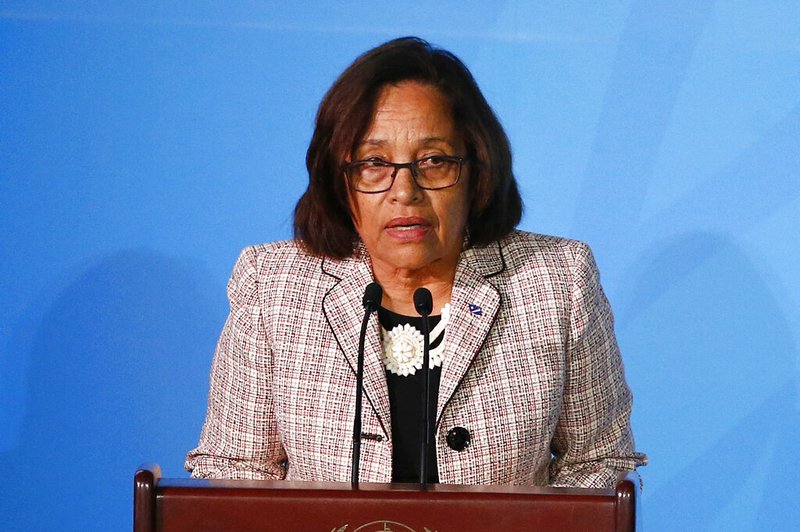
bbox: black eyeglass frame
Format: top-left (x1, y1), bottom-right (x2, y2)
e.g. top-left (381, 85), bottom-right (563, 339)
top-left (344, 155), bottom-right (468, 194)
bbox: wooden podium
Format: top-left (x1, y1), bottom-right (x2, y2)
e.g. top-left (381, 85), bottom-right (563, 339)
top-left (134, 464), bottom-right (640, 531)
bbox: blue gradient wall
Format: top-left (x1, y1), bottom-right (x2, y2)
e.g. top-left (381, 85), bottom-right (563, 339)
top-left (2, 2), bottom-right (798, 530)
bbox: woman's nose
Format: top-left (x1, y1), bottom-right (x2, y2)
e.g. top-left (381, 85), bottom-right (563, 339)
top-left (388, 166), bottom-right (422, 203)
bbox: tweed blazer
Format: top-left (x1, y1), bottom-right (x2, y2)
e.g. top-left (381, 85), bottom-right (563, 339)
top-left (185, 230), bottom-right (646, 487)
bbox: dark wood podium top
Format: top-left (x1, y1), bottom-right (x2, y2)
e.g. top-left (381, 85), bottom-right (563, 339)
top-left (134, 464), bottom-right (640, 531)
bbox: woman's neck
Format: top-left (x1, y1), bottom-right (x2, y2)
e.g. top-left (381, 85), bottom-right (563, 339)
top-left (372, 261), bottom-right (456, 316)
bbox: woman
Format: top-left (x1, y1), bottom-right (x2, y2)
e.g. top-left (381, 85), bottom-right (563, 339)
top-left (186, 37), bottom-right (646, 487)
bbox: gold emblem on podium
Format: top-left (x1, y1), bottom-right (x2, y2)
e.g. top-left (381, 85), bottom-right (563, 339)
top-left (331, 521), bottom-right (436, 532)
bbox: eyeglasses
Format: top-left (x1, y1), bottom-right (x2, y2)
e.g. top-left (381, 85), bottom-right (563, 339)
top-left (345, 155), bottom-right (467, 193)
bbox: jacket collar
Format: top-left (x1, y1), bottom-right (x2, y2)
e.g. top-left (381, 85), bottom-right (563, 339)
top-left (437, 242), bottom-right (504, 423)
top-left (320, 240), bottom-right (506, 436)
top-left (320, 244), bottom-right (390, 438)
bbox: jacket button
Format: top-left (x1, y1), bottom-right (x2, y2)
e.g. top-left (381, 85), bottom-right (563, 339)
top-left (446, 427), bottom-right (470, 451)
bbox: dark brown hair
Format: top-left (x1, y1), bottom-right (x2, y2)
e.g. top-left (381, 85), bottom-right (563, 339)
top-left (294, 36), bottom-right (522, 258)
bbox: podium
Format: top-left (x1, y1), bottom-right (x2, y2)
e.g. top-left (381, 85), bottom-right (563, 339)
top-left (134, 464), bottom-right (640, 531)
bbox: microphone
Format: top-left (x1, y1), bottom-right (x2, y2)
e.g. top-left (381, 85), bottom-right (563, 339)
top-left (413, 288), bottom-right (433, 316)
top-left (363, 282), bottom-right (383, 313)
top-left (352, 282), bottom-right (382, 485)
top-left (413, 287), bottom-right (433, 485)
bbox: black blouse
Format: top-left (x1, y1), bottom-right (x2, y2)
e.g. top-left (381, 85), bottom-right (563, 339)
top-left (378, 306), bottom-right (444, 484)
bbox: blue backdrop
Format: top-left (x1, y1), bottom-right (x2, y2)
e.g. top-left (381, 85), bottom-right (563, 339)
top-left (2, 2), bottom-right (798, 530)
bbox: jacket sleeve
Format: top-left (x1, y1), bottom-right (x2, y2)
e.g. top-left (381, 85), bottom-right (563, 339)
top-left (549, 242), bottom-right (647, 488)
top-left (185, 246), bottom-right (287, 480)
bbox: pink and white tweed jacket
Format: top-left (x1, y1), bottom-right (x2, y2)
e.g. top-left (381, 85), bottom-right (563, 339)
top-left (185, 231), bottom-right (646, 487)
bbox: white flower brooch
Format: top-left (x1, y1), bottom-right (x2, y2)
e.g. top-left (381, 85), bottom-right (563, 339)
top-left (381, 304), bottom-right (450, 377)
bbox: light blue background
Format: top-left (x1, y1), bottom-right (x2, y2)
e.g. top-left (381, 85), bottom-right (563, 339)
top-left (2, 2), bottom-right (798, 530)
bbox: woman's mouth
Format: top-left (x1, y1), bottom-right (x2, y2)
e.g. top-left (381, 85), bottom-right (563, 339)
top-left (385, 217), bottom-right (431, 240)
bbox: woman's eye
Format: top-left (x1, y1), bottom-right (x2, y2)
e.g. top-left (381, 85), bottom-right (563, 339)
top-left (419, 156), bottom-right (445, 168)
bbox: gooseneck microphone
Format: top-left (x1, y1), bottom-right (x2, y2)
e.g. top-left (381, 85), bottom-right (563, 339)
top-left (413, 287), bottom-right (434, 485)
top-left (352, 282), bottom-right (382, 485)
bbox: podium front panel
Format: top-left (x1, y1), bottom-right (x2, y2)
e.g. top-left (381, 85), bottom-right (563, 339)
top-left (135, 467), bottom-right (638, 532)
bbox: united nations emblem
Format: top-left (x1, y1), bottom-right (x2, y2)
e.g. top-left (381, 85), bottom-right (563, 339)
top-left (331, 521), bottom-right (436, 532)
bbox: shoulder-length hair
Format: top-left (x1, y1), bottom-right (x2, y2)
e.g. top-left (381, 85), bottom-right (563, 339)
top-left (294, 36), bottom-right (522, 258)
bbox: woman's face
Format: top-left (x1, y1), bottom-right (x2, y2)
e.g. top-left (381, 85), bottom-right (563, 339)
top-left (349, 81), bottom-right (470, 276)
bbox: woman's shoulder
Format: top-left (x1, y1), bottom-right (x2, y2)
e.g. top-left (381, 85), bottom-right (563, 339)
top-left (487, 231), bottom-right (601, 298)
top-left (230, 239), bottom-right (322, 279)
top-left (237, 239), bottom-right (315, 261)
top-left (499, 230), bottom-right (594, 264)
top-left (486, 231), bottom-right (600, 286)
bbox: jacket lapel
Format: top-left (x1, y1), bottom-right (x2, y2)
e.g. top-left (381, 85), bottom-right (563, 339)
top-left (437, 241), bottom-right (504, 424)
top-left (321, 250), bottom-right (391, 439)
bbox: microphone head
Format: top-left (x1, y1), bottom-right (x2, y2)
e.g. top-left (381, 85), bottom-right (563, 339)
top-left (362, 282), bottom-right (383, 312)
top-left (413, 287), bottom-right (433, 317)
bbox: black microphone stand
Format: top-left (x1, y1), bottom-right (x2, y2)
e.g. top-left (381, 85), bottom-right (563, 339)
top-left (413, 287), bottom-right (433, 485)
top-left (352, 282), bottom-right (382, 486)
